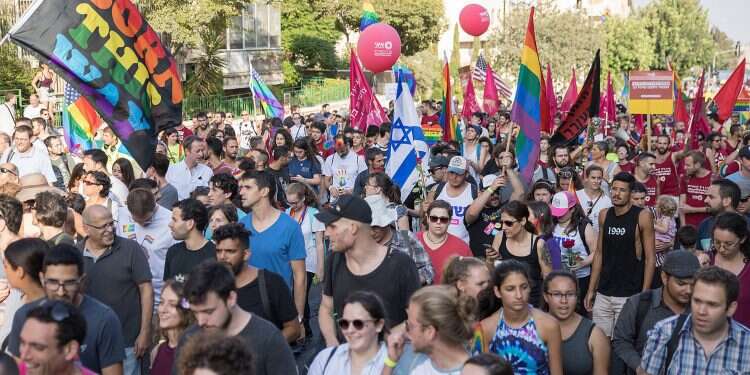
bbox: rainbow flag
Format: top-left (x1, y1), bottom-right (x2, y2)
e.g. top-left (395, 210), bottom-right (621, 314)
top-left (250, 64), bottom-right (284, 119)
top-left (734, 87), bottom-right (750, 123)
top-left (422, 124), bottom-right (443, 146)
top-left (62, 83), bottom-right (100, 155)
top-left (439, 54), bottom-right (459, 141)
top-left (511, 7), bottom-right (548, 184)
top-left (360, 1), bottom-right (380, 31)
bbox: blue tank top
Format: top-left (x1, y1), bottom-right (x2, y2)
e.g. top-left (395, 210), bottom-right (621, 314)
top-left (488, 307), bottom-right (550, 375)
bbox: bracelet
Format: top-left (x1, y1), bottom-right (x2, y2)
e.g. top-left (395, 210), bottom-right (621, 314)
top-left (384, 356), bottom-right (398, 368)
top-left (486, 187), bottom-right (496, 194)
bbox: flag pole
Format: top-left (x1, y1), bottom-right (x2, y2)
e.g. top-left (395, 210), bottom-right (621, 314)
top-left (647, 114), bottom-right (652, 152)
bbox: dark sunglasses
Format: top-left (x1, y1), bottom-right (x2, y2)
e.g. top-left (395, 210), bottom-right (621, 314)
top-left (428, 215), bottom-right (451, 224)
top-left (337, 318), bottom-right (375, 331)
top-left (0, 168), bottom-right (16, 176)
top-left (557, 171), bottom-right (573, 179)
top-left (499, 219), bottom-right (517, 228)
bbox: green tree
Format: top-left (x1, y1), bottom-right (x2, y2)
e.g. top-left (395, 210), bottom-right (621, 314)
top-left (401, 45), bottom-right (442, 100)
top-left (184, 17), bottom-right (226, 96)
top-left (0, 3), bottom-right (34, 97)
top-left (710, 27), bottom-right (737, 71)
top-left (603, 15), bottom-right (655, 88)
top-left (281, 0), bottom-right (340, 86)
top-left (639, 0), bottom-right (715, 73)
top-left (485, 1), bottom-right (603, 87)
top-left (450, 23), bottom-right (462, 97)
top-left (310, 0), bottom-right (445, 56)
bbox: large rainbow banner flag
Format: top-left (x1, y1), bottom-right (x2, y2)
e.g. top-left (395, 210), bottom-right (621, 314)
top-left (250, 63), bottom-right (284, 119)
top-left (439, 54), bottom-right (459, 142)
top-left (8, 0), bottom-right (183, 170)
top-left (511, 7), bottom-right (548, 183)
top-left (62, 83), bottom-right (100, 154)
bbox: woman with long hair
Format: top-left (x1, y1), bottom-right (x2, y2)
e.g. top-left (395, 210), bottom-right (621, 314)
top-left (112, 158), bottom-right (135, 189)
top-left (67, 163), bottom-right (86, 194)
top-left (31, 63), bottom-right (56, 112)
top-left (488, 201), bottom-right (552, 307)
top-left (0, 239), bottom-right (48, 341)
top-left (710, 212), bottom-right (750, 327)
top-left (162, 128), bottom-right (184, 164)
top-left (475, 260), bottom-right (563, 375)
top-left (527, 201), bottom-right (554, 238)
top-left (273, 128), bottom-right (293, 150)
top-left (364, 172), bottom-right (409, 230)
top-left (417, 200), bottom-right (472, 284)
top-left (442, 256), bottom-right (491, 300)
top-left (151, 280), bottom-right (193, 374)
top-left (543, 272), bottom-right (609, 375)
top-left (289, 138), bottom-right (322, 191)
top-left (550, 192), bottom-right (596, 313)
top-left (308, 291), bottom-right (389, 375)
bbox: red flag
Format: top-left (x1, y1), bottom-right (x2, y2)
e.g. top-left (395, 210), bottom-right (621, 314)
top-left (349, 50), bottom-right (389, 131)
top-left (544, 63), bottom-right (557, 134)
top-left (713, 58), bottom-right (747, 123)
top-left (461, 71), bottom-right (481, 121)
top-left (599, 71), bottom-right (616, 135)
top-left (560, 68), bottom-right (578, 116)
top-left (689, 70), bottom-right (710, 149)
top-left (483, 63), bottom-right (500, 116)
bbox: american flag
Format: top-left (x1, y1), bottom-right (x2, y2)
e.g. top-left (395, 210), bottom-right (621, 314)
top-left (472, 54), bottom-right (513, 98)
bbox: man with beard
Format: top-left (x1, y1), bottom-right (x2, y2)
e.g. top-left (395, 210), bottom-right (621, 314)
top-left (176, 260), bottom-right (296, 375)
top-left (696, 179), bottom-right (740, 251)
top-left (353, 147), bottom-right (385, 197)
top-left (633, 152), bottom-right (658, 207)
top-left (577, 165), bottom-right (613, 233)
top-left (213, 223), bottom-right (300, 343)
top-left (652, 134), bottom-right (685, 200)
top-left (44, 135), bottom-right (76, 189)
top-left (680, 151), bottom-right (712, 228)
top-left (222, 136), bottom-right (240, 170)
top-left (533, 144), bottom-right (570, 185)
top-left (586, 172), bottom-right (656, 338)
top-left (611, 250), bottom-right (700, 375)
top-left (465, 171), bottom-right (524, 257)
top-left (323, 134), bottom-right (367, 203)
top-left (461, 118), bottom-right (489, 180)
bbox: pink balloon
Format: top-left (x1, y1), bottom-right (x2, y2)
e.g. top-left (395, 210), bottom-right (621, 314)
top-left (459, 4), bottom-right (490, 37)
top-left (357, 23), bottom-right (401, 73)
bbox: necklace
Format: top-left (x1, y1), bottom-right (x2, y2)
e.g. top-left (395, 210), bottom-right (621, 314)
top-left (424, 232), bottom-right (447, 248)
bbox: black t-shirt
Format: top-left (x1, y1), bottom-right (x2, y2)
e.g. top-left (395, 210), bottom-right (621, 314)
top-left (465, 205), bottom-right (503, 258)
top-left (266, 166), bottom-right (290, 207)
top-left (163, 241), bottom-right (216, 282)
top-left (323, 249), bottom-right (419, 327)
top-left (235, 269), bottom-right (298, 329)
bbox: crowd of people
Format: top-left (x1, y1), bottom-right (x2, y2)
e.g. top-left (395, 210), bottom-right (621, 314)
top-left (0, 92), bottom-right (747, 375)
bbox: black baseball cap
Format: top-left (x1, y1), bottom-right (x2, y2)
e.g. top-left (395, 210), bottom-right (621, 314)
top-left (315, 195), bottom-right (372, 225)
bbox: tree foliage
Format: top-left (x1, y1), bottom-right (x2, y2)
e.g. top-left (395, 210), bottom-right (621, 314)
top-left (309, 0), bottom-right (445, 56)
top-left (281, 0), bottom-right (340, 86)
top-left (710, 27), bottom-right (737, 71)
top-left (0, 3), bottom-right (34, 97)
top-left (184, 17), bottom-right (227, 96)
top-left (401, 45), bottom-right (442, 100)
top-left (603, 16), bottom-right (655, 80)
top-left (639, 0), bottom-right (716, 73)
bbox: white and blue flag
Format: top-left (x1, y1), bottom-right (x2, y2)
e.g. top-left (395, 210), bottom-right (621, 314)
top-left (386, 75), bottom-right (429, 200)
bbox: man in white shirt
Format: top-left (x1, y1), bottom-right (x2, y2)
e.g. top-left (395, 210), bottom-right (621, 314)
top-left (2, 125), bottom-right (56, 182)
top-left (166, 135), bottom-right (213, 200)
top-left (22, 94), bottom-right (43, 119)
top-left (116, 188), bottom-right (176, 305)
top-left (576, 164), bottom-right (612, 233)
top-left (322, 134), bottom-right (367, 203)
top-left (0, 93), bottom-right (16, 136)
top-left (82, 148), bottom-right (129, 204)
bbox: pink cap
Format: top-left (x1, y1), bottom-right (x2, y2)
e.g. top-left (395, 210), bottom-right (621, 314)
top-left (550, 191), bottom-right (578, 217)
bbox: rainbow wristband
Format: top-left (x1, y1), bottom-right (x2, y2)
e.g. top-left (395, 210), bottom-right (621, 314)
top-left (384, 356), bottom-right (397, 368)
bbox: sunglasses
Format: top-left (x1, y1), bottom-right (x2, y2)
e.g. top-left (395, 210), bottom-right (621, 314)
top-left (0, 168), bottom-right (15, 176)
top-left (557, 171), bottom-right (573, 179)
top-left (499, 219), bottom-right (517, 228)
top-left (337, 318), bottom-right (375, 331)
top-left (428, 215), bottom-right (451, 224)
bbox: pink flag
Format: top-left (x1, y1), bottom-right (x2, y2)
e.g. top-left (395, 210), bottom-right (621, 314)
top-left (599, 72), bottom-right (616, 135)
top-left (483, 63), bottom-right (499, 116)
top-left (689, 70), bottom-right (710, 149)
top-left (560, 68), bottom-right (578, 117)
top-left (544, 64), bottom-right (557, 134)
top-left (349, 50), bottom-right (389, 131)
top-left (461, 71), bottom-right (481, 121)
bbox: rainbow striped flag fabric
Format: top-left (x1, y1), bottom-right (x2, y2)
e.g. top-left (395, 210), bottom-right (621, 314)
top-left (250, 65), bottom-right (284, 119)
top-left (511, 7), bottom-right (548, 184)
top-left (360, 1), bottom-right (380, 31)
top-left (62, 83), bottom-right (100, 155)
top-left (734, 87), bottom-right (750, 123)
top-left (422, 124), bottom-right (443, 146)
top-left (439, 55), bottom-right (459, 141)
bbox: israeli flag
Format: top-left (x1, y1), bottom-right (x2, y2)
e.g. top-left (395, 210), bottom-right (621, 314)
top-left (386, 75), bottom-right (429, 201)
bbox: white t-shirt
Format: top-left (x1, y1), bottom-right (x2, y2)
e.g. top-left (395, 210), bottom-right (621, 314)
top-left (576, 189), bottom-right (612, 233)
top-left (290, 124), bottom-right (307, 140)
top-left (322, 151), bottom-right (367, 191)
top-left (436, 183), bottom-right (473, 244)
top-left (0, 103), bottom-right (15, 136)
top-left (552, 223), bottom-right (592, 278)
top-left (166, 160), bottom-right (213, 200)
top-left (116, 205), bottom-right (177, 305)
top-left (394, 344), bottom-right (463, 375)
top-left (285, 206), bottom-right (324, 273)
top-left (2, 146), bottom-right (56, 183)
top-left (22, 104), bottom-right (42, 119)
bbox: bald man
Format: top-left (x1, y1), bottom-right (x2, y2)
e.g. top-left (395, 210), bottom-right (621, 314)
top-left (80, 205), bottom-right (153, 374)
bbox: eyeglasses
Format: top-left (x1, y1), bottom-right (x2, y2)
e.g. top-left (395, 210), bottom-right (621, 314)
top-left (0, 167), bottom-right (16, 176)
top-left (44, 278), bottom-right (81, 292)
top-left (545, 292), bottom-right (577, 301)
top-left (712, 240), bottom-right (740, 250)
top-left (82, 180), bottom-right (101, 186)
top-left (499, 219), bottom-right (517, 228)
top-left (84, 220), bottom-right (116, 230)
top-left (557, 171), bottom-right (573, 179)
top-left (337, 318), bottom-right (375, 331)
top-left (428, 215), bottom-right (451, 224)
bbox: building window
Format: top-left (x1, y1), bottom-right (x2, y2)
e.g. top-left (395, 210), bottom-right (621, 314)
top-left (226, 3), bottom-right (280, 50)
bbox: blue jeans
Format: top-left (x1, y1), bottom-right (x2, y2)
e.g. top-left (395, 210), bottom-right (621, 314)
top-left (123, 347), bottom-right (141, 375)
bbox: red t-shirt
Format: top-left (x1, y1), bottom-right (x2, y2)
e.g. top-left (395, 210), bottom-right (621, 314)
top-left (619, 161), bottom-right (636, 175)
top-left (421, 114), bottom-right (440, 125)
top-left (653, 153), bottom-right (680, 196)
top-left (416, 232), bottom-right (472, 284)
top-left (176, 126), bottom-right (193, 141)
top-left (639, 175), bottom-right (658, 207)
top-left (680, 172), bottom-right (711, 227)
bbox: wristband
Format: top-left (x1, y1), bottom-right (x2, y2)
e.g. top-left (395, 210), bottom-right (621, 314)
top-left (486, 187), bottom-right (496, 194)
top-left (384, 356), bottom-right (398, 368)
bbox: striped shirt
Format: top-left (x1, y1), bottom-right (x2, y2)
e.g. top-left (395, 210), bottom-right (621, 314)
top-left (640, 314), bottom-right (750, 374)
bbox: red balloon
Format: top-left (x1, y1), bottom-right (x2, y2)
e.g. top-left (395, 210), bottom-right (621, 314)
top-left (459, 4), bottom-right (490, 37)
top-left (357, 23), bottom-right (401, 73)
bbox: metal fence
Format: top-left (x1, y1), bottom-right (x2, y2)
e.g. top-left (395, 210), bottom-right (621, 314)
top-left (283, 78), bottom-right (349, 108)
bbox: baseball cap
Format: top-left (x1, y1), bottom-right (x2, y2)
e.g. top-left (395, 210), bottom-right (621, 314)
top-left (447, 156), bottom-right (467, 174)
top-left (428, 155), bottom-right (449, 169)
top-left (661, 250), bottom-right (700, 278)
top-left (315, 195), bottom-right (372, 225)
top-left (550, 191), bottom-right (577, 217)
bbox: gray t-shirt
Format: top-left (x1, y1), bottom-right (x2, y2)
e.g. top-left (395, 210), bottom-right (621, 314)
top-left (7, 296), bottom-right (126, 373)
top-left (158, 183), bottom-right (179, 209)
top-left (727, 171), bottom-right (750, 198)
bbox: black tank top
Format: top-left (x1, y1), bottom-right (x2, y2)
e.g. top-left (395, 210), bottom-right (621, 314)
top-left (562, 318), bottom-right (595, 375)
top-left (599, 206), bottom-right (645, 297)
top-left (499, 233), bottom-right (543, 307)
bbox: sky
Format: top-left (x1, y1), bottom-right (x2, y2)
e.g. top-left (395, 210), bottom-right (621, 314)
top-left (632, 0), bottom-right (749, 44)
